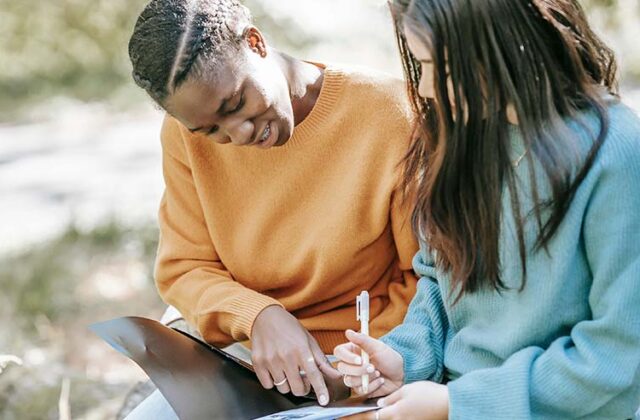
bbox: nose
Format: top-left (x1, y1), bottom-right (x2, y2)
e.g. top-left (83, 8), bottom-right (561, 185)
top-left (418, 76), bottom-right (430, 99)
top-left (418, 68), bottom-right (435, 100)
top-left (223, 117), bottom-right (255, 146)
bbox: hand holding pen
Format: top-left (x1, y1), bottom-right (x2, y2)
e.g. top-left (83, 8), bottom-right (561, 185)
top-left (333, 292), bottom-right (405, 397)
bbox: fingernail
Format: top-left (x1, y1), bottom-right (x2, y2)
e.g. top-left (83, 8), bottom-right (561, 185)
top-left (378, 398), bottom-right (385, 407)
top-left (319, 394), bottom-right (329, 406)
top-left (380, 378), bottom-right (385, 384)
top-left (355, 356), bottom-right (362, 365)
top-left (375, 370), bottom-right (381, 377)
top-left (366, 364), bottom-right (375, 373)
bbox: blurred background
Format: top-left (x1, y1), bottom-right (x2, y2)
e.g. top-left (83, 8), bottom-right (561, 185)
top-left (0, 0), bottom-right (638, 418)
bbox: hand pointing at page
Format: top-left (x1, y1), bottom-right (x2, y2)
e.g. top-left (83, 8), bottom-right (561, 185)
top-left (251, 306), bottom-right (341, 406)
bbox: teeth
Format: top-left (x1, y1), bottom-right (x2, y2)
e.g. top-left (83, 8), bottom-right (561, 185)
top-left (259, 124), bottom-right (270, 143)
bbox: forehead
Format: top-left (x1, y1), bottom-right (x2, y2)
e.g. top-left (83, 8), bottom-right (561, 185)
top-left (403, 23), bottom-right (432, 60)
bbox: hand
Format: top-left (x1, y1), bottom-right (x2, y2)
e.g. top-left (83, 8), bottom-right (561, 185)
top-left (375, 381), bottom-right (449, 419)
top-left (345, 381), bottom-right (449, 420)
top-left (333, 329), bottom-right (404, 397)
top-left (251, 305), bottom-right (340, 405)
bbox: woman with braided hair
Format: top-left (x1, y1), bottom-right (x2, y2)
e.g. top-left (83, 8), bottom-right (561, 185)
top-left (125, 0), bottom-right (420, 416)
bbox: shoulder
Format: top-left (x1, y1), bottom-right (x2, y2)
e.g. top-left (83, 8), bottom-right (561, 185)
top-left (568, 99), bottom-right (640, 176)
top-left (570, 99), bottom-right (640, 207)
top-left (160, 113), bottom-right (194, 164)
top-left (332, 63), bottom-right (414, 121)
top-left (160, 113), bottom-right (185, 146)
top-left (595, 100), bottom-right (640, 175)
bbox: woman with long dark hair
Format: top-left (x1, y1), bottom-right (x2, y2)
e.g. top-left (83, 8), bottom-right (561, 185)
top-left (335, 0), bottom-right (640, 418)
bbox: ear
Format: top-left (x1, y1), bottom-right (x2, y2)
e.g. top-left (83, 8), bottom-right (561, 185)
top-left (244, 26), bottom-right (268, 58)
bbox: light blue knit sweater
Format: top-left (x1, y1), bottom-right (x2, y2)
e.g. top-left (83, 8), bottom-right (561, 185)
top-left (380, 101), bottom-right (640, 419)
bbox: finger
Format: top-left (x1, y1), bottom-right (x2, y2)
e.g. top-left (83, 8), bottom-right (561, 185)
top-left (269, 367), bottom-right (291, 394)
top-left (254, 364), bottom-right (274, 389)
top-left (345, 329), bottom-right (387, 355)
top-left (344, 370), bottom-right (381, 389)
top-left (309, 339), bottom-right (340, 379)
top-left (282, 359), bottom-right (307, 397)
top-left (354, 376), bottom-right (385, 396)
top-left (334, 342), bottom-right (364, 365)
top-left (377, 386), bottom-right (403, 408)
top-left (302, 375), bottom-right (311, 396)
top-left (301, 353), bottom-right (329, 405)
top-left (367, 377), bottom-right (384, 395)
top-left (337, 361), bottom-right (376, 377)
top-left (369, 379), bottom-right (392, 399)
top-left (252, 353), bottom-right (274, 389)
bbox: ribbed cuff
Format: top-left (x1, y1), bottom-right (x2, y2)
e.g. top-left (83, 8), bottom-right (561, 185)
top-left (230, 295), bottom-right (284, 340)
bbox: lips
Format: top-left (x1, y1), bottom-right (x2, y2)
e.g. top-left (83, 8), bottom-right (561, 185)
top-left (257, 123), bottom-right (271, 144)
top-left (254, 121), bottom-right (278, 149)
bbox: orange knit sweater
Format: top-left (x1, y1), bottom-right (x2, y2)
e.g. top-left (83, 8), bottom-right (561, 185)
top-left (155, 65), bottom-right (419, 353)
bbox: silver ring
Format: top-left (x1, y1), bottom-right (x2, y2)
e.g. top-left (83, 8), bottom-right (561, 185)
top-left (375, 409), bottom-right (380, 420)
top-left (274, 377), bottom-right (288, 387)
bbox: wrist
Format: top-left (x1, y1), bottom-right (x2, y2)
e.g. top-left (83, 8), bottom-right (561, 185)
top-left (251, 304), bottom-right (286, 336)
top-left (392, 348), bottom-right (405, 384)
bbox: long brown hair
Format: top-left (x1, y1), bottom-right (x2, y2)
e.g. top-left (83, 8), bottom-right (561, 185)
top-left (392, 0), bottom-right (618, 300)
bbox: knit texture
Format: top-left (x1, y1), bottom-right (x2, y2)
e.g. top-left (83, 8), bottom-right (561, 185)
top-left (155, 65), bottom-right (419, 353)
top-left (381, 101), bottom-right (640, 419)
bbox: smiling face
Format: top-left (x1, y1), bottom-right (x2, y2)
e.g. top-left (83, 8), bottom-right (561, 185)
top-left (163, 32), bottom-right (294, 149)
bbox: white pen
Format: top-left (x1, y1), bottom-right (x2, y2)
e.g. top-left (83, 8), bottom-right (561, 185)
top-left (356, 290), bottom-right (370, 393)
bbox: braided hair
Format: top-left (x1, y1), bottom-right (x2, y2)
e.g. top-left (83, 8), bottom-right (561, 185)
top-left (129, 0), bottom-right (252, 104)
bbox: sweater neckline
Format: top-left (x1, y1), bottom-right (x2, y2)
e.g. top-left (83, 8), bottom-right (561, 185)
top-left (282, 64), bottom-right (345, 148)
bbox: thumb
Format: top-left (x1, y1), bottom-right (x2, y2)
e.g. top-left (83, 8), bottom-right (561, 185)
top-left (310, 342), bottom-right (341, 379)
top-left (345, 329), bottom-right (387, 355)
top-left (377, 385), bottom-right (404, 408)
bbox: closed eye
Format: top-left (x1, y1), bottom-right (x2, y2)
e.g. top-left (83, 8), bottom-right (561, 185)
top-left (227, 93), bottom-right (245, 115)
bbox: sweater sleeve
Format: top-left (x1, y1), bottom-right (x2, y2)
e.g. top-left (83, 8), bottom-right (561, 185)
top-left (447, 132), bottom-right (640, 419)
top-left (154, 115), bottom-right (283, 345)
top-left (380, 246), bottom-right (449, 384)
top-left (376, 188), bottom-right (421, 329)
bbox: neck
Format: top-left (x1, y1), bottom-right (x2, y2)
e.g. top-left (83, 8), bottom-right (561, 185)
top-left (274, 50), bottom-right (324, 126)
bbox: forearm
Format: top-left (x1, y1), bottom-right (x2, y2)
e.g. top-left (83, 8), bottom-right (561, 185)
top-left (381, 275), bottom-right (449, 383)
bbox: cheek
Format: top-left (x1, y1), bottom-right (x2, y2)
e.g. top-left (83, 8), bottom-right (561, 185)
top-left (418, 71), bottom-right (435, 99)
top-left (252, 76), bottom-right (289, 116)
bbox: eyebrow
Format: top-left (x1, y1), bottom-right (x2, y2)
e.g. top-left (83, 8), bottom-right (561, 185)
top-left (187, 86), bottom-right (242, 133)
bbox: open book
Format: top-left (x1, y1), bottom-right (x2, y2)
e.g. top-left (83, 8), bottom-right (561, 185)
top-left (90, 317), bottom-right (378, 419)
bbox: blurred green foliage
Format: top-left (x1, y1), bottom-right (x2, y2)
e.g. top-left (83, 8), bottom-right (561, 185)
top-left (0, 221), bottom-right (164, 419)
top-left (0, 221), bottom-right (159, 334)
top-left (0, 0), bottom-right (636, 120)
top-left (0, 0), bottom-right (314, 120)
top-left (0, 0), bottom-right (149, 115)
